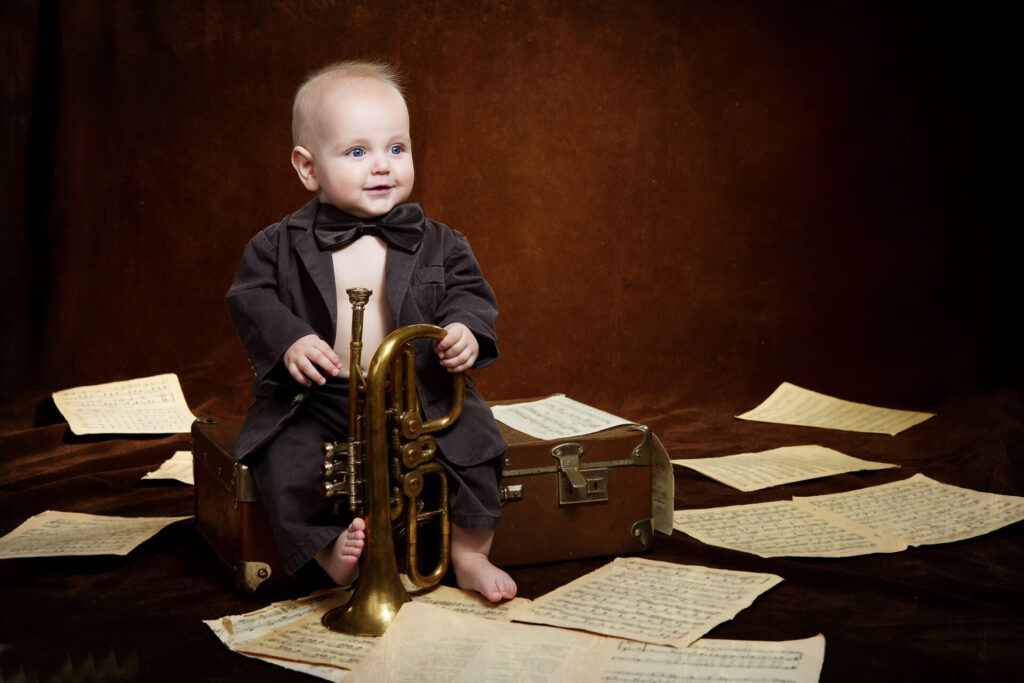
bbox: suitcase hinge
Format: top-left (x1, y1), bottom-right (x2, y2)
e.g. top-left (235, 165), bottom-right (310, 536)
top-left (551, 442), bottom-right (609, 504)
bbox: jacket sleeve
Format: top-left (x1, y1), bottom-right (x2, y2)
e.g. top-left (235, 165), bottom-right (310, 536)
top-left (435, 230), bottom-right (500, 370)
top-left (226, 225), bottom-right (317, 386)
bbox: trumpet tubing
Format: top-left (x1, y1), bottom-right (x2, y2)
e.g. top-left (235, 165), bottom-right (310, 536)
top-left (320, 288), bottom-right (464, 635)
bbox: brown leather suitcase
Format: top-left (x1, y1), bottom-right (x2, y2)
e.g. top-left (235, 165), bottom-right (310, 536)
top-left (192, 418), bottom-right (294, 594)
top-left (192, 410), bottom-right (660, 592)
top-left (488, 417), bottom-right (657, 568)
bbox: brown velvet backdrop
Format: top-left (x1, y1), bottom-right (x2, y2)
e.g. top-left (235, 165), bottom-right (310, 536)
top-left (3, 1), bottom-right (1019, 428)
top-left (2, 3), bottom-right (1023, 681)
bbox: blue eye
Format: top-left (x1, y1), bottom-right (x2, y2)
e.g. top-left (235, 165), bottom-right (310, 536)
top-left (347, 148), bottom-right (365, 158)
top-left (388, 145), bottom-right (403, 155)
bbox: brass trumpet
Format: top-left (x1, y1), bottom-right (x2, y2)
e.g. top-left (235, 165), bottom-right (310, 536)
top-left (320, 287), bottom-right (464, 635)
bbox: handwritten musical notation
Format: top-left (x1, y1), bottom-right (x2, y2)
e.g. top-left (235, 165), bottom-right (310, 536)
top-left (491, 395), bottom-right (634, 441)
top-left (508, 557), bottom-right (783, 649)
top-left (0, 510), bottom-right (190, 559)
top-left (736, 382), bottom-right (934, 435)
top-left (347, 601), bottom-right (826, 683)
top-left (599, 635), bottom-right (826, 683)
top-left (674, 474), bottom-right (1024, 558)
top-left (52, 373), bottom-right (197, 435)
top-left (673, 445), bottom-right (897, 492)
top-left (674, 499), bottom-right (906, 559)
top-left (206, 583), bottom-right (533, 677)
top-left (796, 473), bottom-right (1024, 546)
top-left (204, 588), bottom-right (353, 681)
top-left (141, 451), bottom-right (194, 485)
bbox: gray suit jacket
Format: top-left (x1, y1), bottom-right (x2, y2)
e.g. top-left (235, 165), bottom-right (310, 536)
top-left (226, 198), bottom-right (506, 465)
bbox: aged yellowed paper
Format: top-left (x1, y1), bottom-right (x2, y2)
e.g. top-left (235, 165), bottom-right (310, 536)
top-left (0, 510), bottom-right (190, 558)
top-left (797, 473), bottom-right (1024, 546)
top-left (141, 450), bottom-right (194, 485)
top-left (736, 382), bottom-right (933, 435)
top-left (346, 601), bottom-right (608, 682)
top-left (673, 499), bottom-right (908, 558)
top-left (649, 429), bottom-right (676, 534)
top-left (674, 474), bottom-right (1024, 557)
top-left (490, 394), bottom-right (633, 440)
top-left (673, 444), bottom-right (897, 491)
top-left (204, 588), bottom-right (351, 681)
top-left (348, 602), bottom-right (826, 683)
top-left (218, 584), bottom-right (530, 675)
top-left (52, 372), bottom-right (197, 435)
top-left (593, 633), bottom-right (826, 683)
top-left (508, 557), bottom-right (782, 648)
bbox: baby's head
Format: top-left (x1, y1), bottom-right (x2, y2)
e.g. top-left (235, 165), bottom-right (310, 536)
top-left (291, 61), bottom-right (414, 218)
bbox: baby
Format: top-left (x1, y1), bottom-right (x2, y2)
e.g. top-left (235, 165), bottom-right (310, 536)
top-left (226, 61), bottom-right (516, 602)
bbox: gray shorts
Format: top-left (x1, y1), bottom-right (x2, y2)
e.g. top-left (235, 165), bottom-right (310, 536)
top-left (249, 378), bottom-right (502, 575)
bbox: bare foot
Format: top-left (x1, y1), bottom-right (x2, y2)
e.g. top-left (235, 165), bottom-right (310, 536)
top-left (451, 526), bottom-right (517, 602)
top-left (453, 551), bottom-right (517, 602)
top-left (314, 517), bottom-right (365, 585)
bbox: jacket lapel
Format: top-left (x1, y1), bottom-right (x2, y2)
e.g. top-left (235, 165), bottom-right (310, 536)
top-left (385, 245), bottom-right (417, 326)
top-left (290, 198), bottom-right (339, 334)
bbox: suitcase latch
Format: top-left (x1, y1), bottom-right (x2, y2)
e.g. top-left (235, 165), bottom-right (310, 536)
top-left (551, 442), bottom-right (609, 505)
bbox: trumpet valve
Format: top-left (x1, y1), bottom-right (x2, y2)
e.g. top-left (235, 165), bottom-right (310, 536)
top-left (401, 470), bottom-right (424, 497)
top-left (401, 436), bottom-right (437, 469)
top-left (323, 477), bottom-right (349, 497)
top-left (398, 411), bottom-right (422, 439)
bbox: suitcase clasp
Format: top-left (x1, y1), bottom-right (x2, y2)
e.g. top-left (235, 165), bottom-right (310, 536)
top-left (552, 442), bottom-right (609, 504)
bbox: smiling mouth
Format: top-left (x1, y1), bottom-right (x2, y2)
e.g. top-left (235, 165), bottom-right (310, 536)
top-left (365, 185), bottom-right (393, 193)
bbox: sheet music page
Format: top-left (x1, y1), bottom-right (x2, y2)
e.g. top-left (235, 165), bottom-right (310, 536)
top-left (52, 373), bottom-right (197, 435)
top-left (141, 450), bottom-right (194, 485)
top-left (412, 583), bottom-right (532, 620)
top-left (673, 500), bottom-right (907, 558)
top-left (0, 510), bottom-right (190, 558)
top-left (594, 634), bottom-right (826, 683)
top-left (491, 395), bottom-right (634, 440)
top-left (204, 588), bottom-right (351, 681)
top-left (349, 602), bottom-right (825, 683)
top-left (798, 473), bottom-right (1024, 546)
top-left (235, 611), bottom-right (379, 670)
top-left (205, 617), bottom-right (347, 681)
top-left (346, 601), bottom-right (612, 683)
top-left (508, 557), bottom-right (783, 648)
top-left (650, 431), bottom-right (676, 534)
top-left (736, 382), bottom-right (934, 435)
top-left (673, 445), bottom-right (897, 492)
top-left (236, 585), bottom-right (530, 670)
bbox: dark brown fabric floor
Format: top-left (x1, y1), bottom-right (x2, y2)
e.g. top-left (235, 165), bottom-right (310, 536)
top-left (2, 382), bottom-right (1021, 681)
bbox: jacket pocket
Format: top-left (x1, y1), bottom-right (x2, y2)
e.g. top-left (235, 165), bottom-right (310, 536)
top-left (411, 265), bottom-right (445, 313)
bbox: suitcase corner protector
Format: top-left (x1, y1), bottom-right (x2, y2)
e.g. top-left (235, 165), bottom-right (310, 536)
top-left (631, 518), bottom-right (654, 549)
top-left (234, 560), bottom-right (273, 593)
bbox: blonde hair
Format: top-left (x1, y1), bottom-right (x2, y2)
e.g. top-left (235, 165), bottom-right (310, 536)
top-left (291, 60), bottom-right (405, 147)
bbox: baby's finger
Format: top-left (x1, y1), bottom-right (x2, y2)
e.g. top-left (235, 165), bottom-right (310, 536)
top-left (298, 357), bottom-right (327, 385)
top-left (435, 331), bottom-right (457, 352)
top-left (441, 347), bottom-right (476, 372)
top-left (287, 361), bottom-right (314, 386)
top-left (315, 340), bottom-right (343, 367)
top-left (310, 348), bottom-right (341, 375)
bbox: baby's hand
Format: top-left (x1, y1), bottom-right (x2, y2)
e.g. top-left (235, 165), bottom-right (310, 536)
top-left (435, 323), bottom-right (478, 374)
top-left (283, 334), bottom-right (343, 386)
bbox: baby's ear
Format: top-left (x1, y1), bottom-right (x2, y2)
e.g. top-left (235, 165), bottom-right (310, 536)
top-left (291, 146), bottom-right (319, 192)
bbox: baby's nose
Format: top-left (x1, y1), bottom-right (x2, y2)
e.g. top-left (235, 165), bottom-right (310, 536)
top-left (370, 153), bottom-right (391, 173)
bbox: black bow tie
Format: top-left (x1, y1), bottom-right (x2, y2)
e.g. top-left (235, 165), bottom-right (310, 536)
top-left (313, 202), bottom-right (425, 253)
